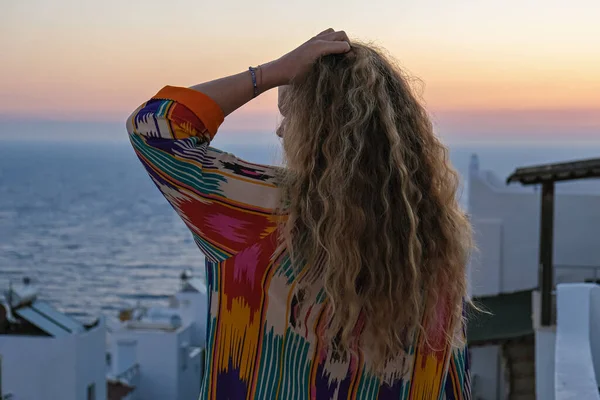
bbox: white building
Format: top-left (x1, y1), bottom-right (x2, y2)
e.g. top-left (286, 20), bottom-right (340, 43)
top-left (553, 283), bottom-right (600, 400)
top-left (467, 155), bottom-right (600, 399)
top-left (106, 272), bottom-right (207, 400)
top-left (0, 278), bottom-right (106, 400)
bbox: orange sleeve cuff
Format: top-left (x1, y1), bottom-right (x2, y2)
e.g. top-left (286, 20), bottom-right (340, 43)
top-left (153, 85), bottom-right (224, 137)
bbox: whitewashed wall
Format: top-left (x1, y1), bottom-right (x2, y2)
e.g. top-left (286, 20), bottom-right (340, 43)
top-left (111, 328), bottom-right (179, 400)
top-left (590, 287), bottom-right (600, 385)
top-left (535, 328), bottom-right (556, 400)
top-left (176, 326), bottom-right (203, 400)
top-left (110, 323), bottom-right (202, 400)
top-left (0, 320), bottom-right (105, 400)
top-left (554, 284), bottom-right (600, 400)
top-left (468, 166), bottom-right (600, 297)
top-left (76, 319), bottom-right (108, 400)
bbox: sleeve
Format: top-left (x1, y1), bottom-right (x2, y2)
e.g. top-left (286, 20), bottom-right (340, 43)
top-left (126, 86), bottom-right (281, 262)
top-left (441, 319), bottom-right (472, 400)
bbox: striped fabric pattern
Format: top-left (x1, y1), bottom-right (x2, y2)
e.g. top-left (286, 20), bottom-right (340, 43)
top-left (126, 86), bottom-right (471, 400)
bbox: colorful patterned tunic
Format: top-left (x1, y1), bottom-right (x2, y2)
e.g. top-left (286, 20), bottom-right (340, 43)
top-left (126, 86), bottom-right (471, 399)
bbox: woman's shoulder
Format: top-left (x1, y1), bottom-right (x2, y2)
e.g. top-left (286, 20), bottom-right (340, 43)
top-left (204, 146), bottom-right (283, 213)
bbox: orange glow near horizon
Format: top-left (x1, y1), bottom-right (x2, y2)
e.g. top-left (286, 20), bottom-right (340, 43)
top-left (1, 0), bottom-right (599, 136)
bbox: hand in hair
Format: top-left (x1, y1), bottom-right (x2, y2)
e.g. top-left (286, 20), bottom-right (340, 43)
top-left (270, 29), bottom-right (351, 86)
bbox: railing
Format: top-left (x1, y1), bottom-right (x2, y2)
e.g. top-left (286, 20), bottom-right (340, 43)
top-left (554, 283), bottom-right (600, 400)
top-left (115, 363), bottom-right (140, 387)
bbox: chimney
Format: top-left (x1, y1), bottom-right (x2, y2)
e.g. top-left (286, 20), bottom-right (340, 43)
top-left (469, 153), bottom-right (480, 175)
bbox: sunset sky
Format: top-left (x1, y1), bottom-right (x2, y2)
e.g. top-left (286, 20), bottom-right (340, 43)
top-left (1, 0), bottom-right (599, 142)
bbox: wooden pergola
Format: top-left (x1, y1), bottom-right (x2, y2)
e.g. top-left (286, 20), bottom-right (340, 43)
top-left (507, 158), bottom-right (600, 326)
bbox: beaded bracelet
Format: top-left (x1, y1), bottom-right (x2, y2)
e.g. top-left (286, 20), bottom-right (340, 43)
top-left (249, 66), bottom-right (259, 98)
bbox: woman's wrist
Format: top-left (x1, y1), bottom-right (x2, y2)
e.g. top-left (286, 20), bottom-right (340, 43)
top-left (259, 60), bottom-right (288, 93)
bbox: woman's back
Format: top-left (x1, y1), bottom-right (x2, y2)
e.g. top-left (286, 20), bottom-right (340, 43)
top-left (126, 32), bottom-right (471, 399)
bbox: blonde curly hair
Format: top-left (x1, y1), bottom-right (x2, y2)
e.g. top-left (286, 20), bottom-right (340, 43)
top-left (277, 42), bottom-right (472, 374)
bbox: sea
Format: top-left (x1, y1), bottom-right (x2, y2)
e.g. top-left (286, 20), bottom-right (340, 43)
top-left (1, 137), bottom-right (599, 323)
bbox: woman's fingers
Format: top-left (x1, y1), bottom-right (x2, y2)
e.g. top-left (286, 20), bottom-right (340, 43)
top-left (316, 28), bottom-right (335, 37)
top-left (314, 30), bottom-right (351, 55)
top-left (320, 30), bottom-right (349, 43)
top-left (317, 39), bottom-right (351, 56)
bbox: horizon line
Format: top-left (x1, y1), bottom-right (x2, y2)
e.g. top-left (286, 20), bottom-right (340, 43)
top-left (2, 106), bottom-right (600, 124)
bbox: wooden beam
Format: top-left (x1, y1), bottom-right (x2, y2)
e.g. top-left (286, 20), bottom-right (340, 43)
top-left (506, 157), bottom-right (600, 185)
top-left (539, 182), bottom-right (555, 326)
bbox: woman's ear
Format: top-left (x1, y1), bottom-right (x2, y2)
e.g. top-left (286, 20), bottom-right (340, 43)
top-left (276, 117), bottom-right (286, 138)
